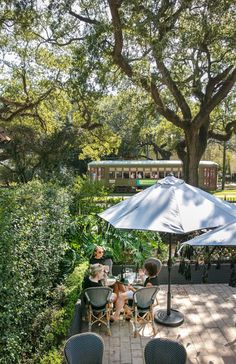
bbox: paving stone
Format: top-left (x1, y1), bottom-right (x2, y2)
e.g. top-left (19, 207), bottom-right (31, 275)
top-left (80, 284), bottom-right (236, 364)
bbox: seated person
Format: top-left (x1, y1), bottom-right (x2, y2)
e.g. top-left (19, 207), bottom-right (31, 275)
top-left (89, 245), bottom-right (112, 274)
top-left (82, 263), bottom-right (117, 302)
top-left (89, 246), bottom-right (106, 265)
top-left (110, 260), bottom-right (160, 321)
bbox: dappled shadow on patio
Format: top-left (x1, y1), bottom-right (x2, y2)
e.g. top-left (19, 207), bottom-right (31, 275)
top-left (81, 284), bottom-right (236, 364)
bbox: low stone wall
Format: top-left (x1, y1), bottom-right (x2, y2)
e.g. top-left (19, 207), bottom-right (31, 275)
top-left (158, 263), bottom-right (232, 284)
top-left (112, 263), bottom-right (233, 285)
top-left (68, 299), bottom-right (83, 336)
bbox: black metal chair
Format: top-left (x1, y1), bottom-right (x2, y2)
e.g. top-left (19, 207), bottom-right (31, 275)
top-left (64, 332), bottom-right (104, 364)
top-left (104, 257), bottom-right (113, 275)
top-left (144, 338), bottom-right (187, 364)
top-left (133, 286), bottom-right (159, 337)
top-left (84, 287), bottom-right (113, 335)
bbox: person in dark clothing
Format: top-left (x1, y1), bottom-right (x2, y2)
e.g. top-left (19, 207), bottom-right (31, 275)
top-left (143, 261), bottom-right (160, 287)
top-left (82, 275), bottom-right (103, 289)
top-left (82, 264), bottom-right (117, 302)
top-left (89, 245), bottom-right (113, 274)
top-left (144, 275), bottom-right (159, 286)
top-left (82, 263), bottom-right (105, 290)
top-left (89, 246), bottom-right (106, 265)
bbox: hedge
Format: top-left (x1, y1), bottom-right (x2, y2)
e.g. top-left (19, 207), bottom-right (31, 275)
top-left (0, 181), bottom-right (72, 363)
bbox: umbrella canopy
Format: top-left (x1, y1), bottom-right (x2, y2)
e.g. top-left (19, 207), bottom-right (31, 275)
top-left (99, 176), bottom-right (236, 233)
top-left (181, 220), bottom-right (236, 247)
top-left (98, 175), bottom-right (236, 327)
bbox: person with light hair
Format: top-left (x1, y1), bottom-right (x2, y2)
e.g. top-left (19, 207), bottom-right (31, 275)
top-left (82, 264), bottom-right (117, 303)
top-left (89, 245), bottom-right (112, 274)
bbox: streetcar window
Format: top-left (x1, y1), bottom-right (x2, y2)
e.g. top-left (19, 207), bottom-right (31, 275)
top-left (123, 168), bottom-right (129, 179)
top-left (172, 168), bottom-right (179, 178)
top-left (116, 171), bottom-right (122, 178)
top-left (90, 168), bottom-right (97, 181)
top-left (144, 168), bottom-right (151, 178)
top-left (109, 171), bottom-right (115, 178)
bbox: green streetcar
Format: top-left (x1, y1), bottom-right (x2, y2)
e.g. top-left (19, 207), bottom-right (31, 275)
top-left (88, 160), bottom-right (218, 192)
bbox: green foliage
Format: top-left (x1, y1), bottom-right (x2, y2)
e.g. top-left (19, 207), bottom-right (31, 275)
top-left (0, 181), bottom-right (72, 363)
top-left (0, 175), bottom-right (167, 364)
top-left (72, 213), bottom-right (167, 267)
top-left (106, 227), bottom-right (167, 266)
top-left (67, 189), bottom-right (167, 267)
top-left (37, 262), bottom-right (88, 364)
top-left (65, 0), bottom-right (236, 185)
top-left (0, 121), bottom-right (86, 184)
top-left (39, 348), bottom-right (62, 364)
top-left (0, 9), bottom-right (120, 183)
top-left (73, 175), bottom-right (109, 198)
top-left (71, 176), bottom-right (111, 215)
top-left (98, 90), bottom-right (158, 159)
top-left (1, 0), bottom-right (236, 187)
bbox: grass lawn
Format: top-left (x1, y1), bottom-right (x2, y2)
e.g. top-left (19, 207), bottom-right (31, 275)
top-left (214, 189), bottom-right (236, 198)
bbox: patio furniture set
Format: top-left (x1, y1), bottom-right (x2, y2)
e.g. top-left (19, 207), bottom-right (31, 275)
top-left (84, 283), bottom-right (159, 337)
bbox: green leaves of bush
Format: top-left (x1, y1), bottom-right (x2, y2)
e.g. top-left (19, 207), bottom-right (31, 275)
top-left (0, 181), bottom-right (72, 363)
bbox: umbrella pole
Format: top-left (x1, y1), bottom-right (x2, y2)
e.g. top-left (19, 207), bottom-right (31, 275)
top-left (121, 264), bottom-right (124, 281)
top-left (154, 233), bottom-right (184, 327)
top-left (167, 234), bottom-right (172, 315)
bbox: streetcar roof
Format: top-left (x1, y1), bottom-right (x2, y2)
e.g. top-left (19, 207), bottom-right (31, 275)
top-left (88, 160), bottom-right (218, 167)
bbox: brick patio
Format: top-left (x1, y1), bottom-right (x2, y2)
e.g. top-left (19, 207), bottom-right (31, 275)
top-left (81, 284), bottom-right (236, 364)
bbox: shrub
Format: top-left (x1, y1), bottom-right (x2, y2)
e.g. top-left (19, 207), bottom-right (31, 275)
top-left (37, 262), bottom-right (88, 364)
top-left (0, 181), bottom-right (72, 363)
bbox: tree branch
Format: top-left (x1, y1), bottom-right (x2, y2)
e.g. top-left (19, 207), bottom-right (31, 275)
top-left (206, 67), bottom-right (236, 112)
top-left (209, 120), bottom-right (236, 142)
top-left (193, 67), bottom-right (236, 127)
top-left (108, 0), bottom-right (183, 128)
top-left (154, 58), bottom-right (192, 121)
top-left (144, 77), bottom-right (183, 127)
top-left (0, 87), bottom-right (54, 122)
top-left (108, 0), bottom-right (133, 78)
top-left (69, 9), bottom-right (100, 25)
top-left (205, 65), bottom-right (234, 102)
top-left (33, 32), bottom-right (85, 46)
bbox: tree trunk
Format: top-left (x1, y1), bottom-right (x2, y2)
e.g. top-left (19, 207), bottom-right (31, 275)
top-left (222, 141), bottom-right (227, 190)
top-left (183, 125), bottom-right (208, 186)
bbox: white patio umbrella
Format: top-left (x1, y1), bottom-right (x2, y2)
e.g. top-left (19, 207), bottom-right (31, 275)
top-left (98, 175), bottom-right (236, 326)
top-left (181, 220), bottom-right (236, 247)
